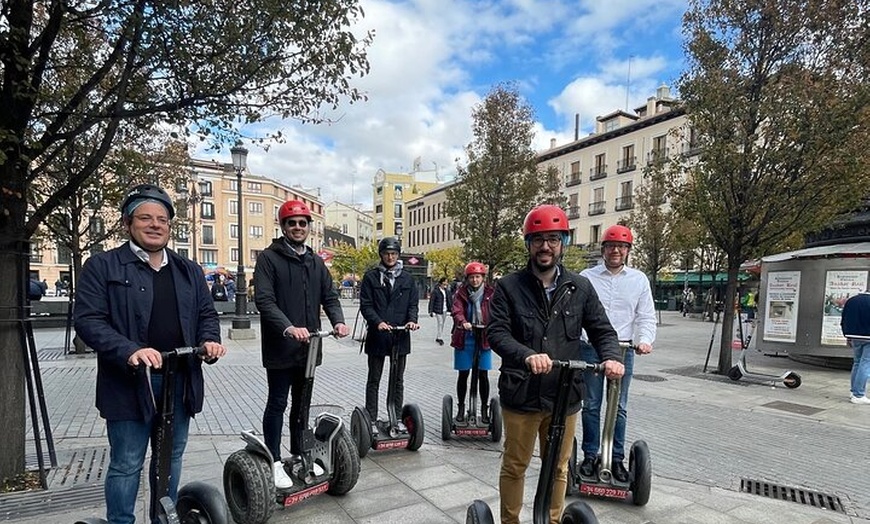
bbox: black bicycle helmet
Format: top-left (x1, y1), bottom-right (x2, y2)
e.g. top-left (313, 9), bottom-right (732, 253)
top-left (121, 184), bottom-right (175, 219)
top-left (378, 236), bottom-right (401, 254)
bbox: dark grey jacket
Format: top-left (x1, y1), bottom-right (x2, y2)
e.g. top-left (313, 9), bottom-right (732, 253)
top-left (488, 264), bottom-right (621, 414)
top-left (359, 267), bottom-right (419, 356)
top-left (254, 239), bottom-right (345, 369)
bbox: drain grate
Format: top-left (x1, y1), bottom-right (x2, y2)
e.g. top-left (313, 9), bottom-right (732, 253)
top-left (633, 374), bottom-right (667, 383)
top-left (761, 400), bottom-right (824, 416)
top-left (740, 478), bottom-right (845, 514)
top-left (47, 447), bottom-right (109, 489)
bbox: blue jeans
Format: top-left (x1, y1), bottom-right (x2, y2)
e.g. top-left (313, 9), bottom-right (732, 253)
top-left (105, 373), bottom-right (190, 524)
top-left (580, 343), bottom-right (633, 462)
top-left (850, 341), bottom-right (870, 397)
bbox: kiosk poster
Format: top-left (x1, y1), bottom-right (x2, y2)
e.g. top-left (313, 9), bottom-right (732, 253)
top-left (763, 271), bottom-right (801, 343)
top-left (821, 270), bottom-right (868, 346)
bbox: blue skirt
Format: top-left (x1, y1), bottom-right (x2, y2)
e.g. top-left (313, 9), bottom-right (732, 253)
top-left (453, 332), bottom-right (492, 371)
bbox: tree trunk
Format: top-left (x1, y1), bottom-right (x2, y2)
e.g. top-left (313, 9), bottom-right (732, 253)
top-left (716, 265), bottom-right (741, 374)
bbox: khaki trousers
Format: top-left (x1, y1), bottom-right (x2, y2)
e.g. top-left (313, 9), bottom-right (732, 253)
top-left (499, 407), bottom-right (577, 524)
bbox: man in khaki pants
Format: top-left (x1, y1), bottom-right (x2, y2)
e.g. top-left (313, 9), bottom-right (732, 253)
top-left (487, 205), bottom-right (624, 524)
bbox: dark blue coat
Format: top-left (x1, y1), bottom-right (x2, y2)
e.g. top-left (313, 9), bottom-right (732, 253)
top-left (75, 243), bottom-right (221, 422)
top-left (359, 267), bottom-right (419, 356)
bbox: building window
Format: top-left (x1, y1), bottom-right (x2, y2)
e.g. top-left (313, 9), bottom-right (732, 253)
top-left (57, 244), bottom-right (71, 265)
top-left (200, 181), bottom-right (213, 197)
top-left (567, 161), bottom-right (581, 186)
top-left (248, 201), bottom-right (263, 214)
top-left (247, 181), bottom-right (262, 193)
top-left (202, 225), bottom-right (215, 244)
top-left (89, 216), bottom-right (105, 236)
top-left (376, 204), bottom-right (383, 214)
top-left (250, 249), bottom-right (262, 262)
top-left (394, 204), bottom-right (402, 219)
top-left (376, 222), bottom-right (382, 231)
top-left (604, 119), bottom-right (619, 132)
top-left (200, 250), bottom-right (218, 265)
top-left (230, 248), bottom-right (238, 262)
top-left (250, 225), bottom-right (263, 238)
top-left (229, 200), bottom-right (238, 215)
top-left (201, 202), bottom-right (215, 219)
top-left (618, 145), bottom-right (637, 173)
top-left (177, 247), bottom-right (189, 259)
top-left (230, 224), bottom-right (238, 239)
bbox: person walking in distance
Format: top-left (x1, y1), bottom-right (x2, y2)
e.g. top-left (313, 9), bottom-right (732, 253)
top-left (487, 204), bottom-right (624, 524)
top-left (253, 200), bottom-right (349, 488)
top-left (359, 237), bottom-right (420, 432)
top-left (75, 184), bottom-right (226, 524)
top-left (450, 262), bottom-right (495, 423)
top-left (841, 286), bottom-right (870, 405)
top-left (578, 224), bottom-right (656, 483)
top-left (429, 277), bottom-right (451, 345)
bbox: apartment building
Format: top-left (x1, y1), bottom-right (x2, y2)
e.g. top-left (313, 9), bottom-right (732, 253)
top-left (405, 181), bottom-right (462, 254)
top-left (371, 167), bottom-right (440, 241)
top-left (324, 201), bottom-right (374, 249)
top-left (537, 85), bottom-right (695, 248)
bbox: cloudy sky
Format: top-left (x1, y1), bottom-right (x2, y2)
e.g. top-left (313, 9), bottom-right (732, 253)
top-left (196, 0), bottom-right (688, 209)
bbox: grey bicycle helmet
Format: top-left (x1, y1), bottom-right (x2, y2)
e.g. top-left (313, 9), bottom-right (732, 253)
top-left (121, 184), bottom-right (175, 220)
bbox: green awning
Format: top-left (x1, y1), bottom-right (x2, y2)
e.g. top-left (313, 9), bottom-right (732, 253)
top-left (658, 271), bottom-right (753, 285)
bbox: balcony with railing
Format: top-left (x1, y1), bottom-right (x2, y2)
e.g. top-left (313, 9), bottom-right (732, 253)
top-left (589, 165), bottom-right (607, 181)
top-left (617, 156), bottom-right (637, 174)
top-left (682, 143), bottom-right (702, 157)
top-left (647, 148), bottom-right (669, 165)
top-left (588, 201), bottom-right (606, 216)
top-left (615, 195), bottom-right (634, 211)
top-left (565, 174), bottom-right (582, 187)
top-left (29, 253), bottom-right (43, 264)
top-left (567, 205), bottom-right (581, 219)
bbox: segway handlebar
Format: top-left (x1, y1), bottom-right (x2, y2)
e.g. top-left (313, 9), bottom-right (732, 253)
top-left (160, 346), bottom-right (206, 359)
top-left (308, 329), bottom-right (335, 338)
top-left (550, 359), bottom-right (604, 373)
top-left (387, 324), bottom-right (409, 332)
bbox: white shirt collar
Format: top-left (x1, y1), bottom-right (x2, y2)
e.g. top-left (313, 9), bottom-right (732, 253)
top-left (128, 241), bottom-right (168, 269)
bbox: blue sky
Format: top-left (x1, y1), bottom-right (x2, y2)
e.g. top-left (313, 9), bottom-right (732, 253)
top-left (196, 0), bottom-right (688, 208)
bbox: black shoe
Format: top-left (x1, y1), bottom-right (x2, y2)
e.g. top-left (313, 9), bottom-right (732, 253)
top-left (612, 461), bottom-right (629, 483)
top-left (455, 404), bottom-right (465, 423)
top-left (579, 457), bottom-right (597, 477)
top-left (480, 407), bottom-right (490, 425)
top-left (436, 338), bottom-right (444, 345)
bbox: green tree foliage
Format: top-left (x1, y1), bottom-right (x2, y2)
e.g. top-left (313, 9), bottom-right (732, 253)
top-left (627, 168), bottom-right (674, 298)
top-left (0, 0), bottom-right (372, 480)
top-left (673, 0), bottom-right (869, 374)
top-left (331, 241), bottom-right (379, 282)
top-left (426, 246), bottom-right (465, 281)
top-left (445, 83), bottom-right (560, 276)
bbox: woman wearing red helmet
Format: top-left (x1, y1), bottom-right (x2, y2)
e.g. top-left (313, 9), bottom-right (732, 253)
top-left (449, 261), bottom-right (495, 423)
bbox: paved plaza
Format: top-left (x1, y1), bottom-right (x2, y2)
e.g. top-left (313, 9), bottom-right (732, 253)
top-left (1, 305), bottom-right (868, 523)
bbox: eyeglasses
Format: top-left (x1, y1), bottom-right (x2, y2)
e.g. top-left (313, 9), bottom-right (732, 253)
top-left (530, 235), bottom-right (563, 248)
top-left (603, 243), bottom-right (630, 251)
top-left (284, 219), bottom-right (309, 227)
top-left (132, 214), bottom-right (170, 226)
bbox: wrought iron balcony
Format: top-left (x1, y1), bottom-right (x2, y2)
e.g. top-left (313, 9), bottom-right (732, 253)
top-left (567, 205), bottom-right (581, 219)
top-left (615, 196), bottom-right (634, 211)
top-left (588, 201), bottom-right (606, 216)
top-left (617, 157), bottom-right (637, 174)
top-left (647, 148), bottom-right (669, 165)
top-left (566, 174), bottom-right (582, 187)
top-left (29, 254), bottom-right (43, 264)
top-left (589, 165), bottom-right (607, 181)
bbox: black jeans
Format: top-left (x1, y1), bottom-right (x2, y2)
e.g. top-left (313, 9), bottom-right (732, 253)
top-left (263, 367), bottom-right (308, 460)
top-left (366, 353), bottom-right (406, 421)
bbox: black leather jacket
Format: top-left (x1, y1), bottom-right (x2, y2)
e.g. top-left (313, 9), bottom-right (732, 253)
top-left (488, 264), bottom-right (621, 414)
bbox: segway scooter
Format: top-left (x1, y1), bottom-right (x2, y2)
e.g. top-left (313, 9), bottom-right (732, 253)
top-left (75, 346), bottom-right (228, 524)
top-left (442, 324), bottom-right (502, 441)
top-left (350, 324), bottom-right (425, 458)
top-left (466, 359), bottom-right (602, 524)
top-left (222, 330), bottom-right (360, 524)
top-left (728, 318), bottom-right (801, 388)
top-left (566, 343), bottom-right (651, 506)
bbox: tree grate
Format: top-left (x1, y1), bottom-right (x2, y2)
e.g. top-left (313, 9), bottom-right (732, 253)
top-left (740, 478), bottom-right (845, 514)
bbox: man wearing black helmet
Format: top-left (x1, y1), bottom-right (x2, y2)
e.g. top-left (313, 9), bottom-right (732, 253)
top-left (359, 237), bottom-right (420, 432)
top-left (253, 199), bottom-right (349, 489)
top-left (75, 184), bottom-right (226, 524)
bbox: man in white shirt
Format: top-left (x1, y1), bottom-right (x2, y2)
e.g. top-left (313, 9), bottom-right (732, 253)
top-left (579, 224), bottom-right (656, 482)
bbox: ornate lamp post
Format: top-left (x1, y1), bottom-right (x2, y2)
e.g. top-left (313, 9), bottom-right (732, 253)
top-left (229, 141), bottom-right (254, 338)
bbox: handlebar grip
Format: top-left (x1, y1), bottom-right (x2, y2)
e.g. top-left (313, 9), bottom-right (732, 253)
top-left (389, 325), bottom-right (408, 332)
top-left (551, 359), bottom-right (604, 372)
top-left (308, 330), bottom-right (334, 338)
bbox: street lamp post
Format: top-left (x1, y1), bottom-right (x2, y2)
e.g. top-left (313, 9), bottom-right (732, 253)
top-left (229, 141), bottom-right (254, 339)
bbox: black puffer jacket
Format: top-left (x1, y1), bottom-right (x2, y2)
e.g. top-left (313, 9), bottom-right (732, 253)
top-left (253, 239), bottom-right (345, 369)
top-left (488, 264), bottom-right (621, 414)
top-left (359, 267), bottom-right (419, 357)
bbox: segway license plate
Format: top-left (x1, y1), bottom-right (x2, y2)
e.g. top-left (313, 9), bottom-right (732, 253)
top-left (282, 481), bottom-right (329, 507)
top-left (374, 438), bottom-right (409, 450)
top-left (579, 483), bottom-right (629, 500)
top-left (455, 427), bottom-right (489, 437)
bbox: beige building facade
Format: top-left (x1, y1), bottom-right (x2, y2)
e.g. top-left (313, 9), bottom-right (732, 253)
top-left (405, 181), bottom-right (462, 254)
top-left (372, 167), bottom-right (440, 241)
top-left (324, 201), bottom-right (374, 248)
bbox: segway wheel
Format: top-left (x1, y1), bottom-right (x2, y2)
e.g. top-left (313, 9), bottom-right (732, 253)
top-left (488, 398), bottom-right (502, 443)
top-left (176, 481), bottom-right (229, 524)
top-left (223, 449), bottom-right (275, 524)
top-left (441, 395), bottom-right (453, 441)
top-left (783, 372), bottom-right (802, 389)
top-left (561, 501), bottom-right (599, 523)
top-left (727, 365), bottom-right (742, 381)
top-left (351, 406), bottom-right (372, 459)
top-left (156, 496), bottom-right (181, 524)
top-left (565, 436), bottom-right (580, 497)
top-left (402, 403), bottom-right (425, 451)
top-left (465, 499), bottom-right (495, 524)
top-left (328, 425), bottom-right (361, 495)
top-left (74, 519), bottom-right (109, 524)
top-left (629, 440), bottom-right (652, 506)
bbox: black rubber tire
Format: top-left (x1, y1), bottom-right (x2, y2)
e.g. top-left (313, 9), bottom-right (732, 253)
top-left (402, 403), bottom-right (425, 451)
top-left (565, 436), bottom-right (579, 497)
top-left (222, 449), bottom-right (275, 524)
top-left (176, 481), bottom-right (229, 524)
top-left (629, 440), bottom-right (652, 506)
top-left (561, 501), bottom-right (599, 523)
top-left (442, 395), bottom-right (453, 441)
top-left (465, 499), bottom-right (495, 524)
top-left (783, 372), bottom-right (802, 389)
top-left (727, 365), bottom-right (742, 381)
top-left (351, 407), bottom-right (372, 459)
top-left (489, 398), bottom-right (502, 443)
top-left (328, 425), bottom-right (361, 495)
top-left (74, 519), bottom-right (109, 524)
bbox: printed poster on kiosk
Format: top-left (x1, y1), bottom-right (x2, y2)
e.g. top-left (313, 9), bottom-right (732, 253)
top-left (820, 270), bottom-right (868, 346)
top-left (763, 271), bottom-right (800, 343)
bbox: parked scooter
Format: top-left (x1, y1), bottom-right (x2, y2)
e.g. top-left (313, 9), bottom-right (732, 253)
top-left (728, 318), bottom-right (801, 388)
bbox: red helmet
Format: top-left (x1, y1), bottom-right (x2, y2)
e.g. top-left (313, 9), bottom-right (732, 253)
top-left (278, 200), bottom-right (311, 223)
top-left (523, 205), bottom-right (569, 236)
top-left (602, 224), bottom-right (633, 245)
top-left (464, 261), bottom-right (487, 276)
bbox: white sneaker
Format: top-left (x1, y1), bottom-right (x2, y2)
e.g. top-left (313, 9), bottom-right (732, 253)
top-left (312, 462), bottom-right (325, 476)
top-left (273, 461), bottom-right (294, 489)
top-left (850, 395), bottom-right (870, 405)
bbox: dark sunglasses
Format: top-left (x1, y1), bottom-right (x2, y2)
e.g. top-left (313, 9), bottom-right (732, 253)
top-left (284, 219), bottom-right (308, 227)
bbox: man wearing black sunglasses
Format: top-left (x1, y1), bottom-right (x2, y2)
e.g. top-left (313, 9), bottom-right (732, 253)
top-left (253, 199), bottom-right (349, 489)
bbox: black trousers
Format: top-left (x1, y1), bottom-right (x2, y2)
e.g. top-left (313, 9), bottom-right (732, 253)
top-left (263, 367), bottom-right (307, 460)
top-left (366, 353), bottom-right (406, 421)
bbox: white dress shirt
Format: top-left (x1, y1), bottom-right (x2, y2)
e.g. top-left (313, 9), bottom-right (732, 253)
top-left (580, 263), bottom-right (656, 345)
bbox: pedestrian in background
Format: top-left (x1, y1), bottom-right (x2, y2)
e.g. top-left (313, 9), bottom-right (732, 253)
top-left (841, 286), bottom-right (870, 405)
top-left (428, 277), bottom-right (451, 345)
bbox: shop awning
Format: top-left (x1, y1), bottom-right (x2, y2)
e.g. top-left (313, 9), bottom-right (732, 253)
top-left (658, 271), bottom-right (752, 285)
top-left (761, 242), bottom-right (870, 263)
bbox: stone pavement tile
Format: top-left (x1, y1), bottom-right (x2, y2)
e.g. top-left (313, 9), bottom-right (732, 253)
top-left (418, 477), bottom-right (500, 513)
top-left (267, 493), bottom-right (355, 524)
top-left (353, 500), bottom-right (455, 524)
top-left (353, 461), bottom-right (400, 491)
top-left (655, 503), bottom-right (750, 524)
top-left (338, 481), bottom-right (424, 520)
top-left (392, 463), bottom-right (473, 491)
